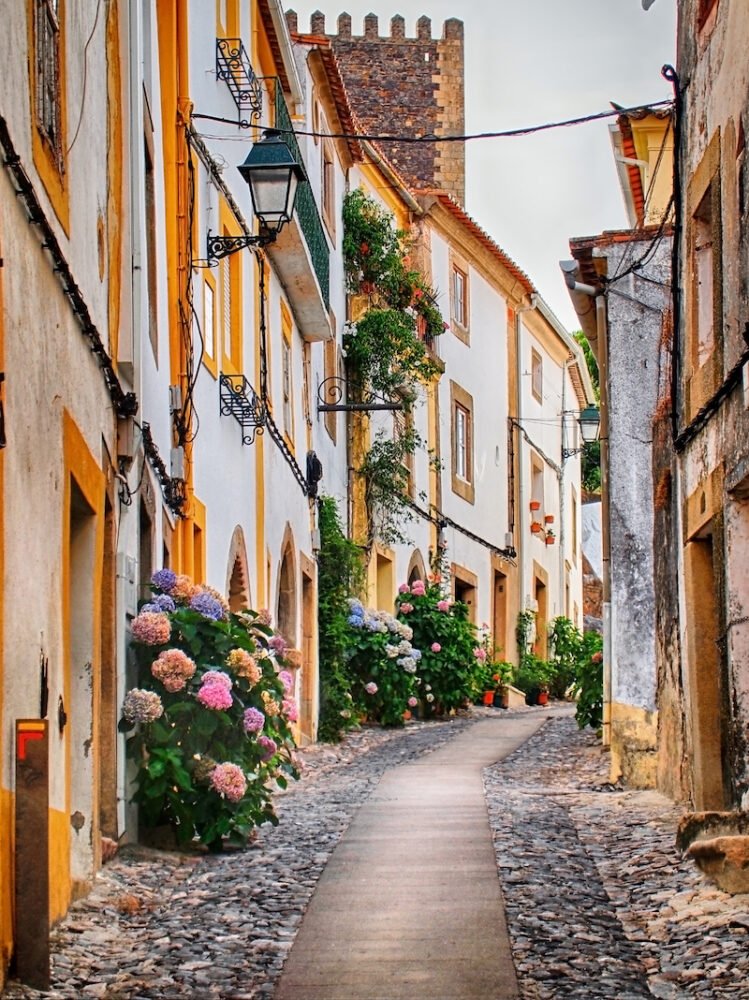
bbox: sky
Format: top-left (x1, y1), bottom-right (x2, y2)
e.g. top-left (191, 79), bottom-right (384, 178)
top-left (287, 0), bottom-right (677, 330)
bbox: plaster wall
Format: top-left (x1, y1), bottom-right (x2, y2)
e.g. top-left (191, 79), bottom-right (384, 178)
top-left (604, 242), bottom-right (672, 713)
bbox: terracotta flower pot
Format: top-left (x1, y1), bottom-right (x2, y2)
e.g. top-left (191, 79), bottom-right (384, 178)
top-left (483, 690), bottom-right (496, 706)
top-left (545, 535), bottom-right (555, 545)
top-left (530, 500), bottom-right (541, 511)
top-left (537, 691), bottom-right (549, 705)
top-left (544, 514), bottom-right (554, 524)
top-left (530, 521), bottom-right (543, 534)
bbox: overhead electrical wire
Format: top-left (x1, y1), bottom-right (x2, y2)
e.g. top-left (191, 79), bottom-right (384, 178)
top-left (192, 98), bottom-right (673, 145)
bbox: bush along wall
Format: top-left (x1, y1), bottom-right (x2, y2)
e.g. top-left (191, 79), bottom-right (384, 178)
top-left (121, 570), bottom-right (299, 850)
top-left (394, 577), bottom-right (484, 717)
top-left (316, 495), bottom-right (366, 742)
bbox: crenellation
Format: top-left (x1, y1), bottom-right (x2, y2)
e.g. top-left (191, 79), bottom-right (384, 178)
top-left (300, 9), bottom-right (465, 201)
top-left (286, 8), bottom-right (298, 33)
top-left (417, 15), bottom-right (432, 40)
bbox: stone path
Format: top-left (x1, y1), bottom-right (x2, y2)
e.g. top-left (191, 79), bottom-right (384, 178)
top-left (273, 712), bottom-right (547, 1000)
top-left (485, 710), bottom-right (749, 998)
top-left (3, 705), bottom-right (749, 999)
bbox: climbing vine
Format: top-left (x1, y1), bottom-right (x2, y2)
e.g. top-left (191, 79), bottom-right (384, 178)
top-left (342, 189), bottom-right (446, 551)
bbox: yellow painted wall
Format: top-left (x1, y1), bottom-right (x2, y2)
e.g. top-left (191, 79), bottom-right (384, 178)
top-left (609, 701), bottom-right (658, 789)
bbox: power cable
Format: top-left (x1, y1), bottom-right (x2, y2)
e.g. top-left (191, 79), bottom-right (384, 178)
top-left (191, 98), bottom-right (673, 145)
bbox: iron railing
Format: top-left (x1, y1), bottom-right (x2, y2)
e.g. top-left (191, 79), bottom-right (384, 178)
top-left (216, 38), bottom-right (263, 126)
top-left (273, 81), bottom-right (330, 307)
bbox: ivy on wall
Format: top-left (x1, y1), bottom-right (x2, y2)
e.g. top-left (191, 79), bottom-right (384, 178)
top-left (342, 189), bottom-right (446, 551)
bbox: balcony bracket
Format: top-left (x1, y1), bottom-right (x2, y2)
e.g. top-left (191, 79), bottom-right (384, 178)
top-left (220, 373), bottom-right (266, 445)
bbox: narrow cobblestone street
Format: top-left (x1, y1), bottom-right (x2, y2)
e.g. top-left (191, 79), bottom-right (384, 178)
top-left (3, 707), bottom-right (749, 999)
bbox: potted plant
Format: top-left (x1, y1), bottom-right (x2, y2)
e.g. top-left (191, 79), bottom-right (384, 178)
top-left (545, 529), bottom-right (556, 545)
top-left (544, 514), bottom-right (554, 524)
top-left (530, 521), bottom-right (544, 534)
top-left (530, 499), bottom-right (541, 512)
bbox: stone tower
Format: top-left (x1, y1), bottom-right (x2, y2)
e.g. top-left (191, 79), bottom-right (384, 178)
top-left (287, 10), bottom-right (466, 204)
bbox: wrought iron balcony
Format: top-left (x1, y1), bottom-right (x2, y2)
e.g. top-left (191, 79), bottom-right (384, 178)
top-left (219, 373), bottom-right (266, 445)
top-left (216, 38), bottom-right (263, 126)
top-left (273, 81), bottom-right (330, 308)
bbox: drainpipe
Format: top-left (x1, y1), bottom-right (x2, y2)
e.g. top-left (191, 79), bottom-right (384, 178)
top-left (559, 358), bottom-right (572, 615)
top-left (515, 295), bottom-right (538, 621)
top-left (595, 294), bottom-right (612, 747)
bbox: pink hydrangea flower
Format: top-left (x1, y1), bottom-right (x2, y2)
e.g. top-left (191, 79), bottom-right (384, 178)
top-left (400, 603), bottom-right (414, 614)
top-left (431, 642), bottom-right (442, 653)
top-left (278, 670), bottom-right (294, 693)
top-left (197, 682), bottom-right (233, 711)
top-left (436, 600), bottom-right (451, 612)
top-left (151, 648), bottom-right (196, 692)
top-left (210, 762), bottom-right (247, 802)
top-left (257, 736), bottom-right (278, 761)
top-left (407, 697), bottom-right (418, 708)
top-left (398, 583), bottom-right (410, 594)
top-left (243, 707), bottom-right (265, 733)
top-left (269, 634), bottom-right (287, 654)
top-left (474, 647), bottom-right (488, 662)
top-left (411, 580), bottom-right (426, 596)
top-left (200, 670), bottom-right (232, 690)
top-left (364, 682), bottom-right (378, 695)
top-left (282, 697), bottom-right (298, 722)
top-left (132, 611), bottom-right (171, 645)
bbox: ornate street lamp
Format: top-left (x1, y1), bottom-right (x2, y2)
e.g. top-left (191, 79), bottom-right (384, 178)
top-left (207, 130), bottom-right (307, 262)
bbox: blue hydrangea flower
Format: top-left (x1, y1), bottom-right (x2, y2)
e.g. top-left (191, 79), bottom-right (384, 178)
top-left (347, 598), bottom-right (364, 616)
top-left (411, 649), bottom-right (422, 661)
top-left (153, 593), bottom-right (176, 613)
top-left (190, 592), bottom-right (224, 620)
top-left (348, 614), bottom-right (364, 628)
top-left (139, 602), bottom-right (161, 614)
top-left (151, 568), bottom-right (177, 593)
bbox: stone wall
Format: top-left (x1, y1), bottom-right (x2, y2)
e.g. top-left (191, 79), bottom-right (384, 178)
top-left (288, 11), bottom-right (465, 203)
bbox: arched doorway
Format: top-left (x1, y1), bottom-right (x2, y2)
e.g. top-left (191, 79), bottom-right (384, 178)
top-left (407, 550), bottom-right (427, 587)
top-left (225, 526), bottom-right (251, 613)
top-left (276, 530), bottom-right (297, 646)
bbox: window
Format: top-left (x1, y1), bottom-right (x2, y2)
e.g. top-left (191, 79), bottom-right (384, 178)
top-left (455, 406), bottom-right (469, 480)
top-left (322, 140), bottom-right (335, 238)
top-left (450, 381), bottom-right (474, 503)
top-left (281, 303), bottom-right (294, 443)
top-left (531, 455), bottom-right (544, 513)
top-left (31, 0), bottom-right (68, 227)
top-left (144, 130), bottom-right (158, 363)
top-left (694, 193), bottom-right (715, 367)
top-left (203, 276), bottom-right (217, 376)
top-left (35, 0), bottom-right (62, 159)
top-left (323, 333), bottom-right (338, 442)
top-left (571, 487), bottom-right (578, 565)
top-left (531, 348), bottom-right (543, 402)
top-left (218, 204), bottom-right (242, 372)
top-left (451, 263), bottom-right (469, 333)
top-left (686, 132), bottom-right (722, 412)
top-left (216, 0), bottom-right (238, 36)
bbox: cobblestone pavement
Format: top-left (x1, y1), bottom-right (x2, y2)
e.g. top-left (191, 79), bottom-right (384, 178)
top-left (3, 706), bottom-right (749, 999)
top-left (485, 710), bottom-right (749, 999)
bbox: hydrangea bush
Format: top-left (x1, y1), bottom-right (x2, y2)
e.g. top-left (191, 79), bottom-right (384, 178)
top-left (344, 599), bottom-right (422, 726)
top-left (121, 570), bottom-right (298, 849)
top-left (395, 577), bottom-right (484, 717)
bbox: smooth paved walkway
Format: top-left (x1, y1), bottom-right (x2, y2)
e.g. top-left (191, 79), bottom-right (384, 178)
top-left (273, 713), bottom-right (550, 1000)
